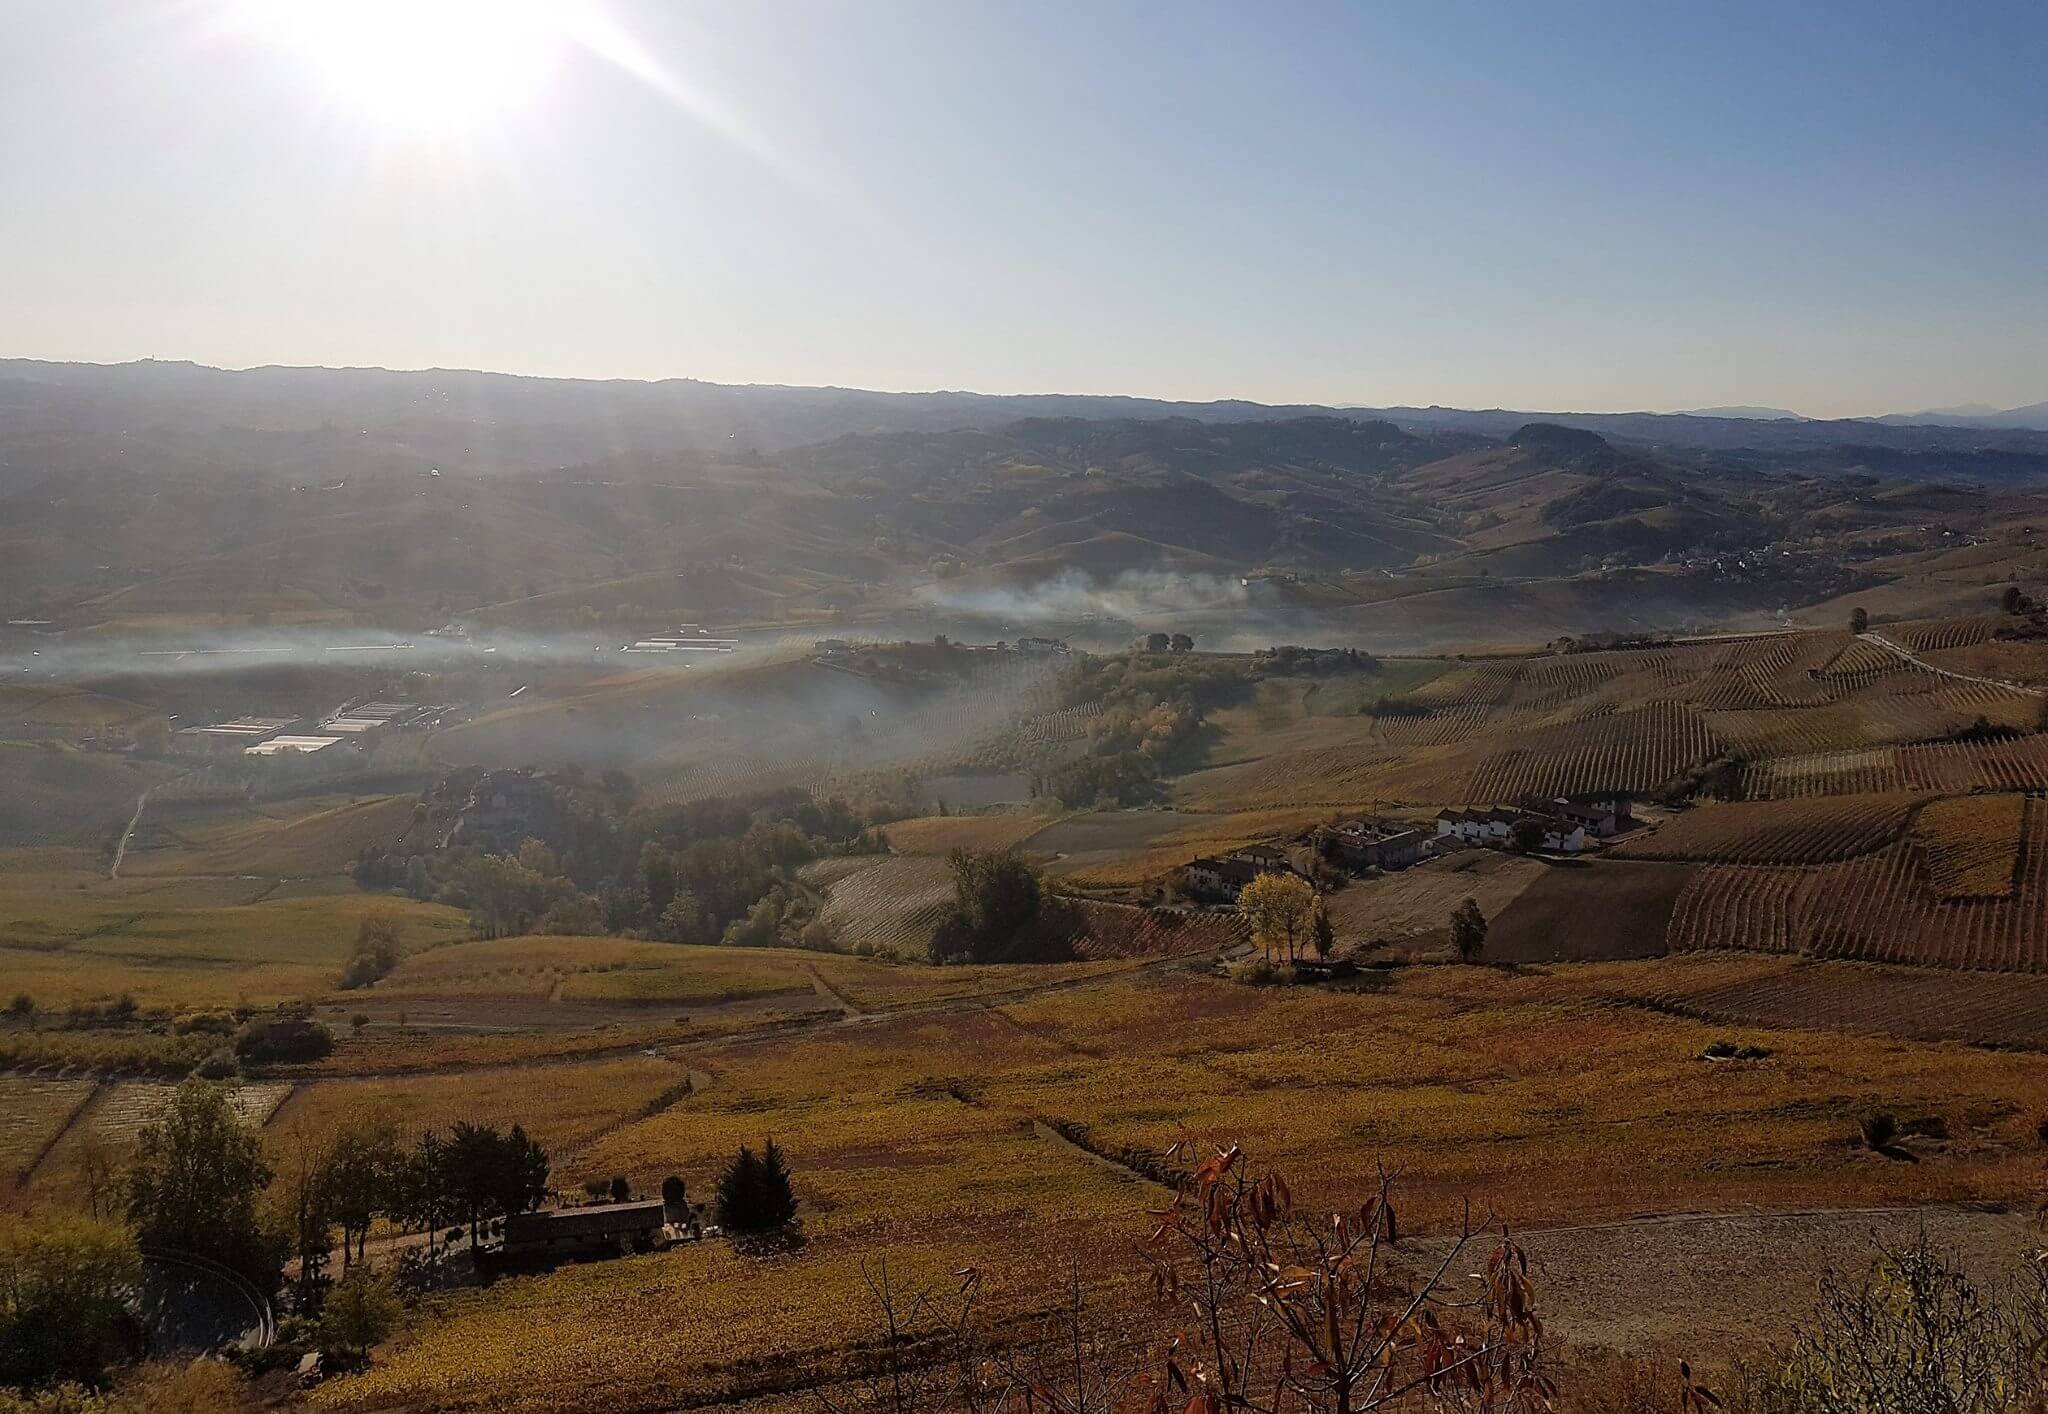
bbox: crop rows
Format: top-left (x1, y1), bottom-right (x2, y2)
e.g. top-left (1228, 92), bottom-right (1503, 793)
top-left (816, 856), bottom-right (958, 955)
top-left (1613, 794), bottom-right (1916, 865)
top-left (1668, 799), bottom-right (2048, 971)
top-left (1462, 701), bottom-right (1718, 803)
top-left (1648, 963), bottom-right (2048, 1049)
top-left (0, 1078), bottom-right (95, 1179)
top-left (1059, 901), bottom-right (1245, 959)
top-left (1898, 735), bottom-right (2048, 792)
top-left (1372, 703), bottom-right (1494, 747)
top-left (87, 1080), bottom-right (293, 1142)
top-left (1892, 615), bottom-right (2005, 652)
top-left (1914, 793), bottom-right (2026, 898)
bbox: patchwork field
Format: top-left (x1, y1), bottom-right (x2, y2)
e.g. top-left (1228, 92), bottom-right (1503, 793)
top-left (281, 961), bottom-right (2048, 1411)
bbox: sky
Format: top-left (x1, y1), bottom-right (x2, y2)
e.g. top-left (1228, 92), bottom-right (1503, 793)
top-left (2, 0), bottom-right (2045, 418)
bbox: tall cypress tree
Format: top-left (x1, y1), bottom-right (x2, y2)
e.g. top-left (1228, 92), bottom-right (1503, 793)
top-left (715, 1145), bottom-right (762, 1231)
top-left (757, 1137), bottom-right (798, 1228)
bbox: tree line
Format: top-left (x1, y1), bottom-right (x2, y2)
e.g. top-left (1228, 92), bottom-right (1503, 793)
top-left (354, 776), bottom-right (892, 948)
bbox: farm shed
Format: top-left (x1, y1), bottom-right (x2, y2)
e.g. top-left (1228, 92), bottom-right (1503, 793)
top-left (501, 1199), bottom-right (683, 1258)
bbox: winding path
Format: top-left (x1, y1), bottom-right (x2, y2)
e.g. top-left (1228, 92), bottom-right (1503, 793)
top-left (108, 789), bottom-right (151, 879)
top-left (1858, 630), bottom-right (2046, 697)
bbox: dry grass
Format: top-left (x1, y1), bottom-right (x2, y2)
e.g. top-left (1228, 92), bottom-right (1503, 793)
top-left (376, 937), bottom-right (820, 1006)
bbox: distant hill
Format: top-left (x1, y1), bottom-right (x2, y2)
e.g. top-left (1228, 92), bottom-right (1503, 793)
top-left (1872, 400), bottom-right (2048, 432)
top-left (1677, 405), bottom-right (1808, 422)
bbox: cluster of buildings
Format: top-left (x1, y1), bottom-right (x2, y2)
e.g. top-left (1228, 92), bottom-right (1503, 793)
top-left (172, 700), bottom-right (445, 762)
top-left (1434, 795), bottom-right (1633, 854)
top-left (1179, 795), bottom-right (1636, 903)
top-left (623, 625), bottom-right (739, 655)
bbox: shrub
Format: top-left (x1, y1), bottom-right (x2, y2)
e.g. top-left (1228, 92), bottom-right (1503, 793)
top-left (1230, 959), bottom-right (1285, 986)
top-left (1860, 1111), bottom-right (1898, 1151)
top-left (1702, 1040), bottom-right (1738, 1059)
top-left (234, 1014), bottom-right (333, 1066)
top-left (320, 1270), bottom-right (400, 1360)
top-left (338, 917), bottom-right (403, 990)
top-left (192, 1049), bottom-right (238, 1080)
top-left (1736, 1236), bottom-right (2048, 1412)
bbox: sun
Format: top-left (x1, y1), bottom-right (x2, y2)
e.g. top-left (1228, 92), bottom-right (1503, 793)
top-left (231, 0), bottom-right (579, 133)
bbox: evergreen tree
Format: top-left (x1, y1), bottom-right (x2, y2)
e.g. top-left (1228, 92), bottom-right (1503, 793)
top-left (715, 1139), bottom-right (798, 1232)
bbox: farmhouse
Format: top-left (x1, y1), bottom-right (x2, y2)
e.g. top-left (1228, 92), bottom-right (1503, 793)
top-left (1325, 819), bottom-right (1430, 871)
top-left (1436, 807), bottom-right (1587, 854)
top-left (501, 1197), bottom-right (688, 1259)
top-left (1183, 843), bottom-right (1294, 901)
top-left (1542, 795), bottom-right (1635, 838)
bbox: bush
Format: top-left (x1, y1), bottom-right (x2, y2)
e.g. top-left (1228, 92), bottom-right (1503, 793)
top-left (171, 1010), bottom-right (234, 1037)
top-left (1230, 959), bottom-right (1285, 987)
top-left (320, 1270), bottom-right (400, 1360)
top-left (0, 1213), bottom-right (144, 1390)
top-left (192, 1048), bottom-right (237, 1080)
top-left (234, 1015), bottom-right (333, 1066)
top-left (1860, 1111), bottom-right (1898, 1151)
top-left (338, 917), bottom-right (403, 990)
top-left (1736, 1236), bottom-right (2048, 1412)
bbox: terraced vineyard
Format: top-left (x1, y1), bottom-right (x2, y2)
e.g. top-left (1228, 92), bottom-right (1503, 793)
top-left (1891, 615), bottom-right (2005, 652)
top-left (1667, 798), bottom-right (2048, 971)
top-left (1614, 795), bottom-right (1918, 864)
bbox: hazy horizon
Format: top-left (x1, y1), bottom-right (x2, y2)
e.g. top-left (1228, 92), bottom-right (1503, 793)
top-left (4, 0), bottom-right (2046, 419)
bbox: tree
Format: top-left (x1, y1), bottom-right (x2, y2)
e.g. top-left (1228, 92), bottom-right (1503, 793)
top-left (1310, 896), bottom-right (1335, 961)
top-left (0, 1212), bottom-right (142, 1390)
top-left (1169, 632), bottom-right (1195, 654)
top-left (1508, 817), bottom-right (1545, 854)
top-left (339, 916), bottom-right (403, 989)
top-left (324, 1109), bottom-right (403, 1270)
top-left (658, 889), bottom-right (713, 946)
top-left (931, 849), bottom-right (1063, 964)
top-left (1143, 632), bottom-right (1171, 653)
top-left (392, 1131), bottom-right (456, 1259)
top-left (320, 1269), bottom-right (401, 1362)
top-left (125, 1081), bottom-right (276, 1282)
top-left (1450, 896), bottom-right (1488, 964)
top-left (661, 1174), bottom-right (688, 1214)
top-left (273, 1127), bottom-right (337, 1309)
top-left (443, 1122), bottom-right (550, 1253)
top-left (1238, 871), bottom-right (1316, 963)
top-left (1849, 606), bottom-right (1870, 633)
top-left (609, 1175), bottom-right (631, 1203)
top-left (715, 1139), bottom-right (798, 1234)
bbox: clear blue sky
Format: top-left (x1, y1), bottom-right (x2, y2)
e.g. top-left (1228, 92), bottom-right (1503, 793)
top-left (3, 0), bottom-right (2044, 416)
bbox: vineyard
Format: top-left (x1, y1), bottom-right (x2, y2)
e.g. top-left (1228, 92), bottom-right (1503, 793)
top-left (1629, 959), bottom-right (2048, 1050)
top-left (84, 1079), bottom-right (293, 1143)
top-left (1462, 701), bottom-right (1719, 803)
top-left (1914, 793), bottom-right (2026, 898)
top-left (1613, 795), bottom-right (1919, 864)
top-left (1738, 735), bottom-right (2048, 799)
top-left (1667, 798), bottom-right (2048, 971)
top-left (813, 855), bottom-right (957, 956)
top-left (0, 1077), bottom-right (95, 1182)
top-left (1889, 615), bottom-right (2006, 652)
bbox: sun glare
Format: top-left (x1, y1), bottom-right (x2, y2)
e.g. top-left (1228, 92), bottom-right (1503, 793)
top-left (233, 0), bottom-right (579, 132)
